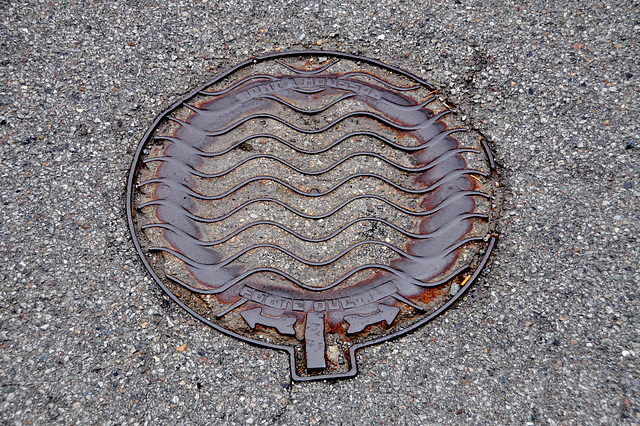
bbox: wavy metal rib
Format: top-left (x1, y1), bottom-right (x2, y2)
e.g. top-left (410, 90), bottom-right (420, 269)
top-left (143, 148), bottom-right (480, 178)
top-left (254, 93), bottom-right (357, 114)
top-left (167, 109), bottom-right (452, 137)
top-left (379, 96), bottom-right (437, 110)
top-left (275, 59), bottom-right (341, 75)
top-left (154, 128), bottom-right (465, 157)
top-left (339, 72), bottom-right (422, 91)
top-left (152, 237), bottom-right (480, 274)
top-left (198, 74), bottom-right (279, 97)
top-left (254, 93), bottom-right (436, 116)
top-left (161, 250), bottom-right (474, 294)
top-left (137, 168), bottom-right (488, 199)
top-left (293, 87), bottom-right (325, 94)
top-left (153, 240), bottom-right (418, 269)
top-left (138, 190), bottom-right (490, 223)
top-left (184, 92), bottom-right (358, 116)
top-left (142, 213), bottom-right (487, 247)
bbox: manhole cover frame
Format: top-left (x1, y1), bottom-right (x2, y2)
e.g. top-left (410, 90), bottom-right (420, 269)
top-left (126, 50), bottom-right (498, 381)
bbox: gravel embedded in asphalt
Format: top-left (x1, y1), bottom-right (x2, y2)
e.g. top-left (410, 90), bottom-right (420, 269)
top-left (0, 0), bottom-right (638, 424)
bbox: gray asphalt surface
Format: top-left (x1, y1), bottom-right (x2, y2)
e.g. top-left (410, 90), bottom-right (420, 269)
top-left (1, 0), bottom-right (639, 424)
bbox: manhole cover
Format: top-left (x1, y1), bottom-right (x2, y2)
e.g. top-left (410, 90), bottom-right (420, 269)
top-left (127, 51), bottom-right (498, 381)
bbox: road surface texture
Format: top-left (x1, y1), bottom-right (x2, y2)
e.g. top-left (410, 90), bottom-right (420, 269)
top-left (1, 0), bottom-right (638, 424)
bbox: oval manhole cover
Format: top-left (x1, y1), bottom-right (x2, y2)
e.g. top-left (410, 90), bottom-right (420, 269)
top-left (127, 51), bottom-right (498, 381)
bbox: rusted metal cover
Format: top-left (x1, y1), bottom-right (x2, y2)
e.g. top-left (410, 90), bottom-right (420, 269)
top-left (126, 51), bottom-right (498, 381)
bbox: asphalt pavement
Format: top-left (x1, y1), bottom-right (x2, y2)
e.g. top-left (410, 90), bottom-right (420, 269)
top-left (1, 0), bottom-right (639, 424)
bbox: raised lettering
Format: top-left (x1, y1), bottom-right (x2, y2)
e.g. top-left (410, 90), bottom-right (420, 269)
top-left (328, 300), bottom-right (340, 310)
top-left (313, 301), bottom-right (326, 311)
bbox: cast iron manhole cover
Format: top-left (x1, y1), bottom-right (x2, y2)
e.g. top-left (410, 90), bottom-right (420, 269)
top-left (127, 51), bottom-right (498, 381)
